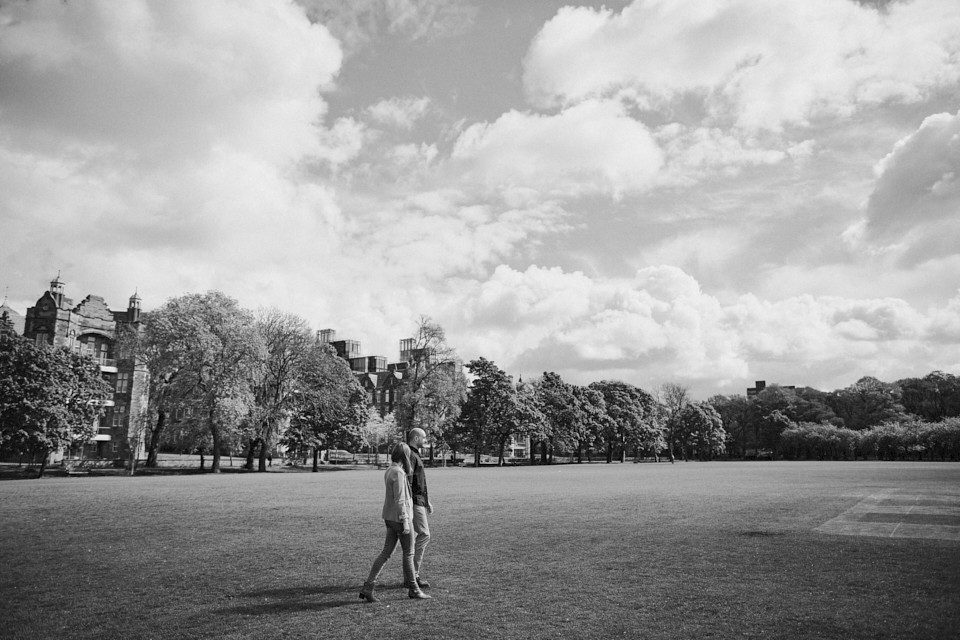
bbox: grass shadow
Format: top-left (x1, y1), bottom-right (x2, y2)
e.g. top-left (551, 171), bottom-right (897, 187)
top-left (216, 584), bottom-right (363, 615)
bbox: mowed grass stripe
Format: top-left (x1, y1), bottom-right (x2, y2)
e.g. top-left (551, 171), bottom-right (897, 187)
top-left (817, 487), bottom-right (960, 541)
top-left (1, 462), bottom-right (959, 640)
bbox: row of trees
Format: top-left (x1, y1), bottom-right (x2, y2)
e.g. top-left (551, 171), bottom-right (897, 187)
top-left (4, 290), bottom-right (960, 475)
top-left (133, 292), bottom-right (369, 473)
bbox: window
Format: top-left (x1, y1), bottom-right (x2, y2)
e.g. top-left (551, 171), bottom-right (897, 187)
top-left (116, 373), bottom-right (131, 394)
top-left (113, 403), bottom-right (127, 428)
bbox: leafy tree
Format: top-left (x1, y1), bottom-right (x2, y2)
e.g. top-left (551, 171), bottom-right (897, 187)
top-left (570, 385), bottom-right (607, 462)
top-left (534, 372), bottom-right (576, 464)
top-left (708, 394), bottom-right (751, 458)
top-left (828, 376), bottom-right (908, 430)
top-left (249, 309), bottom-right (313, 471)
top-left (0, 326), bottom-right (111, 477)
top-left (458, 358), bottom-right (515, 466)
top-left (591, 380), bottom-right (657, 463)
top-left (359, 410), bottom-right (395, 464)
top-left (286, 342), bottom-right (368, 471)
top-left (394, 317), bottom-right (465, 460)
top-left (141, 291), bottom-right (265, 472)
top-left (897, 371), bottom-right (960, 422)
top-left (677, 401), bottom-right (726, 461)
top-left (658, 383), bottom-right (690, 463)
top-left (509, 377), bottom-right (545, 465)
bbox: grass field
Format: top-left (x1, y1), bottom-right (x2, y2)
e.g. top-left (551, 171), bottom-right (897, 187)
top-left (1, 462), bottom-right (958, 640)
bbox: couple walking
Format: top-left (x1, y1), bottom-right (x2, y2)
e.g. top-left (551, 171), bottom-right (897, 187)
top-left (359, 428), bottom-right (433, 602)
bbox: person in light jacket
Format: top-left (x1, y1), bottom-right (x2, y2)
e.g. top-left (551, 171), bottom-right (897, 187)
top-left (359, 443), bottom-right (431, 602)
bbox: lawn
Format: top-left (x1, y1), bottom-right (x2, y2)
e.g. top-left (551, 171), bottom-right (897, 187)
top-left (1, 462), bottom-right (958, 640)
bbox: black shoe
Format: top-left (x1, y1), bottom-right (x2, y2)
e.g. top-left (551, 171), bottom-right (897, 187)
top-left (359, 583), bottom-right (378, 602)
top-left (408, 589), bottom-right (432, 600)
top-left (416, 578), bottom-right (430, 589)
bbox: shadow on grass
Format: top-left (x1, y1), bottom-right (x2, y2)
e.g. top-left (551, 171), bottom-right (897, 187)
top-left (215, 582), bottom-right (410, 615)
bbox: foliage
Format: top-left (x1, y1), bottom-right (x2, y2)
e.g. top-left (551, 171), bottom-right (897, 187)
top-left (281, 342), bottom-right (368, 465)
top-left (0, 326), bottom-right (111, 473)
top-left (827, 376), bottom-right (908, 431)
top-left (897, 371), bottom-right (960, 422)
top-left (394, 317), bottom-right (465, 449)
top-left (590, 379), bottom-right (658, 463)
top-left (141, 291), bottom-right (265, 472)
top-left (677, 401), bottom-right (726, 461)
top-left (457, 358), bottom-right (515, 466)
top-left (249, 309), bottom-right (313, 470)
top-left (533, 372), bottom-right (576, 463)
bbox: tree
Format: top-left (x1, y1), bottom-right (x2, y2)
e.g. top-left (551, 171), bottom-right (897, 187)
top-left (510, 377), bottom-right (545, 465)
top-left (659, 383), bottom-right (690, 463)
top-left (286, 342), bottom-right (368, 471)
top-left (570, 385), bottom-right (607, 462)
top-left (141, 291), bottom-right (265, 473)
top-left (590, 380), bottom-right (657, 463)
top-left (249, 309), bottom-right (313, 471)
top-left (458, 358), bottom-right (514, 466)
top-left (677, 401), bottom-right (726, 461)
top-left (359, 411), bottom-right (395, 464)
top-left (709, 394), bottom-right (751, 458)
top-left (0, 326), bottom-right (111, 478)
top-left (828, 376), bottom-right (908, 431)
top-left (534, 372), bottom-right (576, 464)
top-left (898, 371), bottom-right (960, 422)
top-left (395, 317), bottom-right (465, 458)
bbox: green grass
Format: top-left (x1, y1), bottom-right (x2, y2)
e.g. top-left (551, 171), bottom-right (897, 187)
top-left (1, 462), bottom-right (958, 639)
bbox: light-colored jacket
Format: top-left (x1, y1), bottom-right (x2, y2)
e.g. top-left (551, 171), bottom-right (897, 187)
top-left (381, 464), bottom-right (412, 525)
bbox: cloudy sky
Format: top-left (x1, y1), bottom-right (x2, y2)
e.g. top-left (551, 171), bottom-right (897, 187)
top-left (2, 0), bottom-right (959, 399)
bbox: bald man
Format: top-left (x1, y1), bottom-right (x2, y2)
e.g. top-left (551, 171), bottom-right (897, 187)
top-left (406, 427), bottom-right (433, 589)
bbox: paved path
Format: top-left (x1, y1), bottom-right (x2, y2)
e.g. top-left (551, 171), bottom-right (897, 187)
top-left (817, 489), bottom-right (960, 541)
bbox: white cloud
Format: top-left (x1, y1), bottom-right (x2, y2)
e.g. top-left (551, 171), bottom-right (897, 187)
top-left (444, 264), bottom-right (959, 396)
top-left (853, 109), bottom-right (960, 264)
top-left (451, 99), bottom-right (663, 196)
top-left (367, 96), bottom-right (432, 130)
top-left (523, 0), bottom-right (960, 131)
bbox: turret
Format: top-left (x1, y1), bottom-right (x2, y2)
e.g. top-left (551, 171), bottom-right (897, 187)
top-left (50, 273), bottom-right (65, 307)
top-left (127, 291), bottom-right (141, 322)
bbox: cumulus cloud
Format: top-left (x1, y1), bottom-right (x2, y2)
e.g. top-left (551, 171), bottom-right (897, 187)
top-left (0, 0), bottom-right (350, 306)
top-left (445, 264), bottom-right (958, 395)
top-left (451, 99), bottom-right (663, 196)
top-left (854, 110), bottom-right (960, 264)
top-left (523, 0), bottom-right (960, 131)
top-left (367, 96), bottom-right (432, 130)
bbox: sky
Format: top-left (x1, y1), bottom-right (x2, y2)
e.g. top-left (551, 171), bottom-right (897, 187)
top-left (2, 0), bottom-right (960, 400)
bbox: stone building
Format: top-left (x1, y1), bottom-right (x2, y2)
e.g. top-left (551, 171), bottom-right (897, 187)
top-left (21, 275), bottom-right (150, 461)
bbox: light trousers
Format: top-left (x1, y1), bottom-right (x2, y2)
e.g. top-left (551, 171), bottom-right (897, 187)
top-left (413, 505), bottom-right (431, 577)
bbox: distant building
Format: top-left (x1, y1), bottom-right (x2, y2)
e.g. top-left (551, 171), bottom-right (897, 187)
top-left (18, 275), bottom-right (149, 461)
top-left (747, 380), bottom-right (796, 397)
top-left (318, 328), bottom-right (408, 416)
top-left (0, 300), bottom-right (25, 334)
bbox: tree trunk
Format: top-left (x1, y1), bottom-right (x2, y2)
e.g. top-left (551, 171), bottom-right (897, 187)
top-left (474, 446), bottom-right (480, 467)
top-left (245, 438), bottom-right (257, 470)
top-left (210, 410), bottom-right (221, 473)
top-left (146, 411), bottom-right (165, 468)
top-left (36, 448), bottom-right (50, 479)
top-left (606, 442), bottom-right (613, 464)
top-left (540, 440), bottom-right (548, 465)
top-left (258, 437), bottom-right (268, 472)
top-left (312, 447), bottom-right (320, 472)
top-left (576, 444), bottom-right (582, 464)
top-left (498, 440), bottom-right (506, 466)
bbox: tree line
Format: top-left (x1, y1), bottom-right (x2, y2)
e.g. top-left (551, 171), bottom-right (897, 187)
top-left (3, 291), bottom-right (960, 477)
